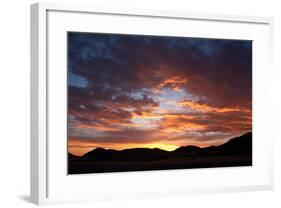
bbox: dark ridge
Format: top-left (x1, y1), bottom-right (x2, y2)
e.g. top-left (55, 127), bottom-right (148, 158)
top-left (220, 132), bottom-right (252, 149)
top-left (173, 145), bottom-right (201, 158)
top-left (68, 132), bottom-right (252, 174)
top-left (215, 132), bottom-right (252, 155)
top-left (69, 132), bottom-right (252, 161)
top-left (83, 147), bottom-right (119, 161)
top-left (68, 153), bottom-right (81, 160)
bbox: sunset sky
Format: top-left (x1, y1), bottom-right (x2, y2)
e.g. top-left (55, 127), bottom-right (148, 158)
top-left (68, 32), bottom-right (252, 156)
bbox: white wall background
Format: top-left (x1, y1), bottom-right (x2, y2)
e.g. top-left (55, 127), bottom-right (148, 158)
top-left (0, 0), bottom-right (280, 207)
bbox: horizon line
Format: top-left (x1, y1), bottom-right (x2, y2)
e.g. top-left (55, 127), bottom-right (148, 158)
top-left (69, 131), bottom-right (252, 157)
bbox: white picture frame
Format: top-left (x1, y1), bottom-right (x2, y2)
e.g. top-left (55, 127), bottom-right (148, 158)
top-left (30, 2), bottom-right (274, 205)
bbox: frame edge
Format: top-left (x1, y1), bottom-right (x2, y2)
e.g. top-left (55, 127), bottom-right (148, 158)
top-left (30, 2), bottom-right (48, 205)
top-left (30, 3), bottom-right (39, 205)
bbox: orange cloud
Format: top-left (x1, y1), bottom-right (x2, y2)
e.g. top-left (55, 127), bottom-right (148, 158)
top-left (74, 123), bottom-right (121, 132)
top-left (178, 100), bottom-right (242, 113)
top-left (132, 111), bottom-right (163, 119)
top-left (159, 114), bottom-right (206, 133)
top-left (163, 114), bottom-right (196, 119)
top-left (157, 76), bottom-right (187, 91)
top-left (162, 122), bottom-right (206, 133)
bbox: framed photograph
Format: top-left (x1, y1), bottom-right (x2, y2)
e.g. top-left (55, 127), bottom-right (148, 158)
top-left (30, 2), bottom-right (274, 205)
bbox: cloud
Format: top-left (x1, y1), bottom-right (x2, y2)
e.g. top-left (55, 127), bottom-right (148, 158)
top-left (177, 99), bottom-right (246, 113)
top-left (67, 32), bottom-right (252, 154)
top-left (69, 33), bottom-right (251, 106)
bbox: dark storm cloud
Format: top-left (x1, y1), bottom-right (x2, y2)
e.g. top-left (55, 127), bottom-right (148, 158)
top-left (68, 32), bottom-right (251, 107)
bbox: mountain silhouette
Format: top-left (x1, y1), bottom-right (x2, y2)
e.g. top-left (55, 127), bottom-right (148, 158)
top-left (68, 132), bottom-right (252, 174)
top-left (68, 153), bottom-right (81, 160)
top-left (203, 132), bottom-right (252, 156)
top-left (219, 132), bottom-right (252, 150)
top-left (71, 132), bottom-right (252, 161)
top-left (83, 147), bottom-right (169, 161)
top-left (173, 145), bottom-right (202, 158)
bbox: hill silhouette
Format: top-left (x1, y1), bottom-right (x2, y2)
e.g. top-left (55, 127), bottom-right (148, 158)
top-left (68, 152), bottom-right (81, 160)
top-left (78, 132), bottom-right (252, 160)
top-left (68, 132), bottom-right (252, 174)
top-left (83, 147), bottom-right (169, 161)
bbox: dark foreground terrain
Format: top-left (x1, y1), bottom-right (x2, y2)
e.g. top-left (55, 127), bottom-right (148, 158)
top-left (68, 132), bottom-right (252, 174)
